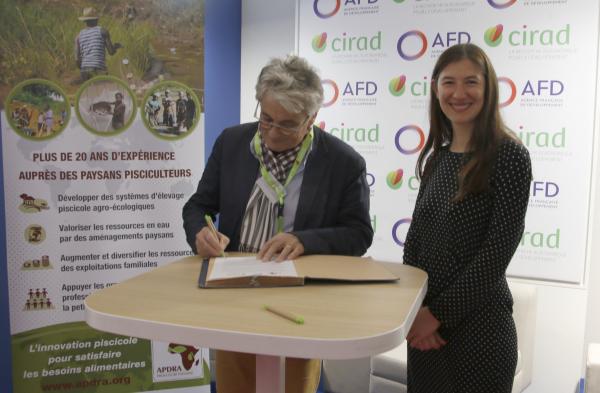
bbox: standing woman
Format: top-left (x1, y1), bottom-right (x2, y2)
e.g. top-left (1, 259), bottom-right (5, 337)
top-left (403, 43), bottom-right (532, 393)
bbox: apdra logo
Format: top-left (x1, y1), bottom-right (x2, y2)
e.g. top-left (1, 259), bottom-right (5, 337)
top-left (498, 77), bottom-right (517, 108)
top-left (487, 0), bottom-right (517, 9)
top-left (484, 24), bottom-right (503, 47)
top-left (388, 76), bottom-right (406, 96)
top-left (395, 125), bottom-right (425, 155)
top-left (313, 0), bottom-right (341, 18)
top-left (321, 79), bottom-right (339, 107)
top-left (312, 33), bottom-right (327, 52)
top-left (386, 169), bottom-right (404, 189)
top-left (168, 344), bottom-right (199, 371)
top-left (392, 218), bottom-right (412, 247)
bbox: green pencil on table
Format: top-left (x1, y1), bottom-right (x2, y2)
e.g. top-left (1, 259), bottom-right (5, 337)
top-left (263, 304), bottom-right (304, 325)
top-left (204, 215), bottom-right (225, 257)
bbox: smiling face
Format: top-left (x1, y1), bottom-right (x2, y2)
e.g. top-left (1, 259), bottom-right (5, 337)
top-left (434, 58), bottom-right (485, 135)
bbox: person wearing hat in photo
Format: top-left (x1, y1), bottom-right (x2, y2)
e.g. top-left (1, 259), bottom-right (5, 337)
top-left (74, 7), bottom-right (122, 82)
top-left (111, 92), bottom-right (126, 130)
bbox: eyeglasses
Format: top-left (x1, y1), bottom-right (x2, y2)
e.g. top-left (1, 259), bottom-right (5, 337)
top-left (254, 102), bottom-right (310, 135)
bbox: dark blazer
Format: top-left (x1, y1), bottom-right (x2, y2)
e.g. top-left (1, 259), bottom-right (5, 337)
top-left (182, 122), bottom-right (373, 256)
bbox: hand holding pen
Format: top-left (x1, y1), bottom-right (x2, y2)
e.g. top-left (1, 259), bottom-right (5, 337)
top-left (195, 215), bottom-right (229, 258)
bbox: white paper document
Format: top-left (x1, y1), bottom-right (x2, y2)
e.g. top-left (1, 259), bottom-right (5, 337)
top-left (210, 256), bottom-right (298, 280)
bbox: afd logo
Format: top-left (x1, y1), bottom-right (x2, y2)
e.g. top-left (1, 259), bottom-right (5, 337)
top-left (484, 24), bottom-right (571, 47)
top-left (392, 218), bottom-right (412, 247)
top-left (532, 181), bottom-right (559, 198)
top-left (397, 30), bottom-right (471, 61)
top-left (497, 77), bottom-right (565, 108)
top-left (487, 0), bottom-right (517, 9)
top-left (386, 169), bottom-right (420, 190)
top-left (366, 172), bottom-right (376, 188)
top-left (516, 125), bottom-right (566, 148)
top-left (395, 125), bottom-right (426, 155)
top-left (313, 0), bottom-right (379, 19)
top-left (321, 79), bottom-right (378, 107)
top-left (522, 80), bottom-right (565, 96)
top-left (311, 31), bottom-right (382, 53)
top-left (388, 75), bottom-right (429, 97)
top-left (321, 80), bottom-right (339, 107)
top-left (498, 77), bottom-right (517, 107)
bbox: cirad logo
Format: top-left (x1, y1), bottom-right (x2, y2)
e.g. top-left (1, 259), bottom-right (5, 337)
top-left (521, 228), bottom-right (560, 249)
top-left (388, 75), bottom-right (430, 97)
top-left (321, 79), bottom-right (339, 107)
top-left (392, 218), bottom-right (412, 247)
top-left (498, 77), bottom-right (517, 107)
top-left (386, 168), bottom-right (420, 190)
top-left (484, 24), bottom-right (503, 47)
top-left (487, 0), bottom-right (517, 9)
top-left (311, 31), bottom-right (382, 53)
top-left (395, 125), bottom-right (425, 155)
top-left (386, 169), bottom-right (404, 189)
top-left (327, 122), bottom-right (380, 143)
top-left (516, 125), bottom-right (566, 148)
top-left (313, 0), bottom-right (341, 18)
top-left (389, 76), bottom-right (406, 96)
top-left (312, 33), bottom-right (327, 52)
top-left (484, 24), bottom-right (571, 47)
top-left (397, 30), bottom-right (471, 61)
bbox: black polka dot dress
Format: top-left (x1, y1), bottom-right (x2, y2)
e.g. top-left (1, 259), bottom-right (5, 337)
top-left (403, 138), bottom-right (532, 393)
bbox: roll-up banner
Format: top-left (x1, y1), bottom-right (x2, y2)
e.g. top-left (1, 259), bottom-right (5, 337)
top-left (1, 1), bottom-right (210, 391)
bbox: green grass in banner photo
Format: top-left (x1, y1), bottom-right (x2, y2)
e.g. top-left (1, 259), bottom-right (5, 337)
top-left (12, 321), bottom-right (210, 392)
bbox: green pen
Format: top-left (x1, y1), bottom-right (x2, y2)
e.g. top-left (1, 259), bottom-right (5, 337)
top-left (204, 215), bottom-right (225, 257)
top-left (263, 305), bottom-right (304, 325)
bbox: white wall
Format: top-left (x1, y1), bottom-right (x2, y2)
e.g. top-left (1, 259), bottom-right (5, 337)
top-left (241, 1), bottom-right (599, 392)
top-left (240, 0), bottom-right (297, 123)
top-left (584, 13), bottom-right (600, 368)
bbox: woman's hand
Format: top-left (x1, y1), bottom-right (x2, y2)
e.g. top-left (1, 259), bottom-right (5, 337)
top-left (406, 307), bottom-right (446, 351)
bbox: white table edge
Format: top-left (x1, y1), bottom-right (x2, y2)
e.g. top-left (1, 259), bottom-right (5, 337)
top-left (84, 279), bottom-right (426, 360)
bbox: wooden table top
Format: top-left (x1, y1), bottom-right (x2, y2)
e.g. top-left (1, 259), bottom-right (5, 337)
top-left (85, 255), bottom-right (427, 359)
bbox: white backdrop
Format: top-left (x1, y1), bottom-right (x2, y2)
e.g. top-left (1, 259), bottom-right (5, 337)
top-left (298, 0), bottom-right (599, 284)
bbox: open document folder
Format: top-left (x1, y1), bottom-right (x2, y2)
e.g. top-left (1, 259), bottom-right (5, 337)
top-left (198, 255), bottom-right (400, 288)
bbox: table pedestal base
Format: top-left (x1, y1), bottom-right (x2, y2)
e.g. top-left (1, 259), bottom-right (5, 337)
top-left (256, 354), bottom-right (285, 393)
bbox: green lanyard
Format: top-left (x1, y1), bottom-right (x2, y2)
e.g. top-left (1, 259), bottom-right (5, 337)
top-left (253, 128), bottom-right (313, 233)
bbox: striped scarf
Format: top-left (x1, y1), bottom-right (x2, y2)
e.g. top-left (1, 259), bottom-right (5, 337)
top-left (238, 139), bottom-right (301, 253)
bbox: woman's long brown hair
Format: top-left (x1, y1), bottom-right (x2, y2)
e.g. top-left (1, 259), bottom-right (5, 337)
top-left (416, 43), bottom-right (518, 201)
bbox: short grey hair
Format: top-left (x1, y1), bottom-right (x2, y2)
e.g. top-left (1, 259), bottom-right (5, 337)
top-left (255, 55), bottom-right (324, 115)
